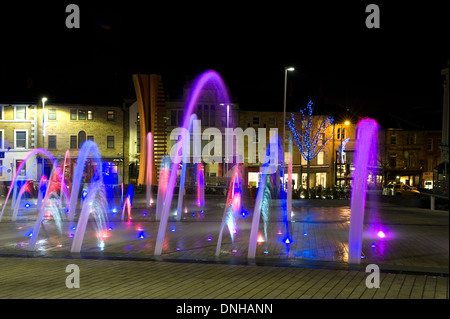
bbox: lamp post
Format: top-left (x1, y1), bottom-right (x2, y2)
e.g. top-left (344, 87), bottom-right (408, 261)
top-left (283, 67), bottom-right (295, 151)
top-left (41, 97), bottom-right (47, 149)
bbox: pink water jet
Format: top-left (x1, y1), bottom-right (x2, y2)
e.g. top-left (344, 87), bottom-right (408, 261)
top-left (348, 118), bottom-right (379, 264)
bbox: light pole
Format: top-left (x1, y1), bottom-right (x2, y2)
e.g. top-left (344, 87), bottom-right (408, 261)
top-left (283, 67), bottom-right (295, 152)
top-left (41, 97), bottom-right (47, 149)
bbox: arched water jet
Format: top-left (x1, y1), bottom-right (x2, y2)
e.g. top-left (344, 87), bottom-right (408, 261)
top-left (176, 114), bottom-right (198, 221)
top-left (67, 140), bottom-right (104, 222)
top-left (0, 149), bottom-right (59, 222)
top-left (197, 162), bottom-right (205, 207)
top-left (28, 166), bottom-right (68, 251)
top-left (248, 135), bottom-right (289, 259)
top-left (348, 118), bottom-right (379, 264)
top-left (216, 165), bottom-right (242, 256)
top-left (154, 70), bottom-right (231, 256)
top-left (70, 179), bottom-right (109, 253)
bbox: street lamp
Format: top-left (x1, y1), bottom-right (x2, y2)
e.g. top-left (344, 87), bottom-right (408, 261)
top-left (283, 67), bottom-right (295, 152)
top-left (42, 97), bottom-right (47, 148)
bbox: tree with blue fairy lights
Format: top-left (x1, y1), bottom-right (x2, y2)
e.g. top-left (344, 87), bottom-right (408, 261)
top-left (287, 100), bottom-right (334, 197)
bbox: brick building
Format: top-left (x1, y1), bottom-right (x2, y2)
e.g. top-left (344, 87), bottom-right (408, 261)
top-left (37, 103), bottom-right (124, 184)
top-left (0, 103), bottom-right (38, 186)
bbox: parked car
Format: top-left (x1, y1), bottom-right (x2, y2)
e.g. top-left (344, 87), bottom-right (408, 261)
top-left (384, 183), bottom-right (421, 198)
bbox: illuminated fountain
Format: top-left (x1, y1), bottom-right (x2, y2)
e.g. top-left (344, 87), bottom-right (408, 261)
top-left (121, 183), bottom-right (134, 221)
top-left (0, 148), bottom-right (60, 222)
top-left (348, 118), bottom-right (379, 264)
top-left (248, 135), bottom-right (289, 259)
top-left (216, 164), bottom-right (242, 256)
top-left (0, 71), bottom-right (386, 268)
top-left (155, 155), bottom-right (171, 221)
top-left (176, 113), bottom-right (198, 221)
top-left (154, 70), bottom-right (231, 256)
top-left (146, 132), bottom-right (153, 208)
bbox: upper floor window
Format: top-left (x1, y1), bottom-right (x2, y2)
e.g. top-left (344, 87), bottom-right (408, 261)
top-left (14, 130), bottom-right (27, 149)
top-left (427, 138), bottom-right (433, 151)
top-left (48, 109), bottom-right (57, 120)
top-left (48, 135), bottom-right (57, 149)
top-left (107, 110), bottom-right (115, 121)
top-left (0, 105), bottom-right (3, 120)
top-left (87, 110), bottom-right (94, 120)
top-left (15, 106), bottom-right (27, 120)
top-left (253, 117), bottom-right (260, 126)
top-left (70, 109), bottom-right (77, 120)
top-left (390, 134), bottom-right (396, 145)
top-left (78, 110), bottom-right (86, 120)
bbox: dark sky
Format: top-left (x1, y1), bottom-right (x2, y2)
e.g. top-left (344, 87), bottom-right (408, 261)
top-left (1, 1), bottom-right (448, 127)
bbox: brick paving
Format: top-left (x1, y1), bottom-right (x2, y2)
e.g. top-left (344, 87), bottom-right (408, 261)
top-left (0, 256), bottom-right (448, 299)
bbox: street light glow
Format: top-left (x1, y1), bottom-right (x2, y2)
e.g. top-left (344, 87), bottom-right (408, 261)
top-left (344, 120), bottom-right (350, 126)
top-left (286, 67), bottom-right (295, 71)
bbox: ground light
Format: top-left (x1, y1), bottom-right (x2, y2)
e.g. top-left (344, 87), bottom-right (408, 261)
top-left (377, 230), bottom-right (386, 238)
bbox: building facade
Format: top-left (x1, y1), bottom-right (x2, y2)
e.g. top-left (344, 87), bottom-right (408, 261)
top-left (37, 103), bottom-right (124, 184)
top-left (0, 103), bottom-right (38, 188)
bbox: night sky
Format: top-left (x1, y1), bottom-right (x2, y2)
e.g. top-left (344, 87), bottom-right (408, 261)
top-left (1, 1), bottom-right (448, 128)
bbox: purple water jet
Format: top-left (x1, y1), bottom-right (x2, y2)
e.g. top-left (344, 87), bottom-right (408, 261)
top-left (154, 70), bottom-right (231, 256)
top-left (348, 118), bottom-right (379, 264)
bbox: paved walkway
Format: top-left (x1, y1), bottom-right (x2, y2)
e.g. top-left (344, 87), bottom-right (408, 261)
top-left (0, 256), bottom-right (448, 299)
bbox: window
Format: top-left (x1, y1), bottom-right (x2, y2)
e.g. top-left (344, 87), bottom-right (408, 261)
top-left (48, 109), bottom-right (56, 120)
top-left (78, 131), bottom-right (86, 148)
top-left (78, 110), bottom-right (86, 120)
top-left (15, 130), bottom-right (27, 149)
top-left (315, 172), bottom-right (327, 187)
top-left (269, 117), bottom-right (276, 126)
top-left (0, 129), bottom-right (3, 149)
top-left (197, 105), bottom-right (202, 122)
top-left (389, 153), bottom-right (397, 167)
top-left (70, 109), bottom-right (77, 120)
top-left (16, 160), bottom-right (26, 177)
top-left (0, 160), bottom-right (2, 177)
top-left (178, 110), bottom-right (183, 126)
top-left (203, 105), bottom-right (209, 126)
top-left (317, 151), bottom-right (324, 165)
top-left (70, 136), bottom-right (77, 149)
top-left (301, 156), bottom-right (307, 165)
top-left (337, 128), bottom-right (341, 140)
top-left (87, 110), bottom-right (94, 120)
top-left (390, 134), bottom-right (396, 144)
top-left (0, 105), bottom-right (3, 120)
top-left (87, 135), bottom-right (94, 141)
top-left (48, 135), bottom-right (57, 149)
top-left (427, 138), bottom-right (433, 151)
top-left (210, 105), bottom-right (215, 126)
top-left (342, 128), bottom-right (346, 139)
top-left (15, 106), bottom-right (27, 120)
top-left (107, 111), bottom-right (115, 121)
top-left (107, 136), bottom-right (115, 148)
top-left (171, 111), bottom-right (177, 126)
top-left (253, 117), bottom-right (260, 125)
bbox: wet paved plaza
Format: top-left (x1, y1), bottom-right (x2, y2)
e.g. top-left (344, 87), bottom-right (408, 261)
top-left (0, 194), bottom-right (448, 274)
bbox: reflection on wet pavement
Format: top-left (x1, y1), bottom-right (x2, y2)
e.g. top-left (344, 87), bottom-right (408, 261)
top-left (0, 196), bottom-right (448, 272)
